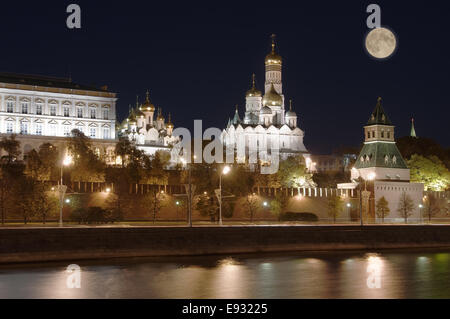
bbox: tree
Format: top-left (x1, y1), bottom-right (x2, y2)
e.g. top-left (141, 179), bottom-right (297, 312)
top-left (423, 194), bottom-right (443, 223)
top-left (396, 136), bottom-right (450, 169)
top-left (375, 196), bottom-right (390, 223)
top-left (243, 194), bottom-right (260, 222)
top-left (34, 184), bottom-right (58, 224)
top-left (397, 192), bottom-right (415, 224)
top-left (270, 192), bottom-right (290, 220)
top-left (0, 135), bottom-right (21, 164)
top-left (327, 196), bottom-right (344, 224)
top-left (408, 155), bottom-right (450, 191)
top-left (143, 188), bottom-right (166, 224)
top-left (195, 193), bottom-right (218, 221)
top-left (258, 156), bottom-right (315, 188)
top-left (67, 129), bottom-right (105, 182)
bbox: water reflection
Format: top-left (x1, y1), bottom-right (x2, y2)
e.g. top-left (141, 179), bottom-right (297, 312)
top-left (1, 250), bottom-right (450, 299)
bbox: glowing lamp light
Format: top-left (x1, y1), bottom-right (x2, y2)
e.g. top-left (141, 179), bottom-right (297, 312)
top-left (347, 203), bottom-right (352, 208)
top-left (105, 188), bottom-right (111, 193)
top-left (63, 155), bottom-right (73, 166)
top-left (222, 165), bottom-right (231, 175)
top-left (65, 199), bottom-right (71, 204)
top-left (367, 173), bottom-right (376, 181)
top-left (419, 204), bottom-right (424, 208)
top-left (263, 201), bottom-right (268, 207)
top-left (51, 187), bottom-right (55, 191)
top-left (176, 201), bottom-right (180, 206)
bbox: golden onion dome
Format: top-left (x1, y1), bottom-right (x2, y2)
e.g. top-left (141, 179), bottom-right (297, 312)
top-left (285, 99), bottom-right (297, 117)
top-left (140, 90), bottom-right (155, 112)
top-left (128, 109), bottom-right (137, 123)
top-left (156, 108), bottom-right (164, 121)
top-left (246, 74), bottom-right (262, 97)
top-left (262, 83), bottom-right (283, 107)
top-left (265, 34), bottom-right (282, 65)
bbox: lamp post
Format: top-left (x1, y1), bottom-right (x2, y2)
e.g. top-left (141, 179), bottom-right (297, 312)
top-left (419, 204), bottom-right (424, 224)
top-left (59, 155), bottom-right (72, 227)
top-left (219, 165), bottom-right (231, 226)
top-left (359, 172), bottom-right (376, 227)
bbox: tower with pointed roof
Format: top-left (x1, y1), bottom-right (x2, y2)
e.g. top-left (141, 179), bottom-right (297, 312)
top-left (353, 97), bottom-right (409, 180)
top-left (222, 35), bottom-right (309, 166)
top-left (343, 97), bottom-right (424, 223)
top-left (410, 118), bottom-right (417, 138)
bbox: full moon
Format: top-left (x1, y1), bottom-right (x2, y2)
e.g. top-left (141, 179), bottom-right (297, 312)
top-left (365, 27), bottom-right (397, 59)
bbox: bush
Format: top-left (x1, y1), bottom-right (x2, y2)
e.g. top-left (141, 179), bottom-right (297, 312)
top-left (279, 212), bottom-right (319, 222)
top-left (70, 207), bottom-right (119, 224)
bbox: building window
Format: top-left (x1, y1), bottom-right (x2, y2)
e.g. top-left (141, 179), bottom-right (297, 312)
top-left (49, 125), bottom-right (57, 136)
top-left (90, 109), bottom-right (96, 119)
top-left (6, 122), bottom-right (13, 134)
top-left (103, 109), bottom-right (109, 120)
top-left (77, 108), bottom-right (83, 118)
top-left (90, 128), bottom-right (96, 138)
top-left (21, 103), bottom-right (28, 114)
top-left (63, 126), bottom-right (71, 136)
top-left (20, 123), bottom-right (28, 135)
top-left (381, 131), bottom-right (385, 138)
top-left (35, 124), bottom-right (43, 136)
top-left (387, 131), bottom-right (391, 139)
top-left (103, 128), bottom-right (110, 139)
top-left (50, 105), bottom-right (57, 116)
top-left (63, 107), bottom-right (70, 117)
top-left (6, 102), bottom-right (14, 113)
top-left (372, 131), bottom-right (375, 138)
top-left (36, 104), bottom-right (43, 115)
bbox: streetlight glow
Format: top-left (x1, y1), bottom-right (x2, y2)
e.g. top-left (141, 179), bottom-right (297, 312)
top-left (367, 173), bottom-right (376, 181)
top-left (63, 155), bottom-right (73, 166)
top-left (222, 165), bottom-right (231, 175)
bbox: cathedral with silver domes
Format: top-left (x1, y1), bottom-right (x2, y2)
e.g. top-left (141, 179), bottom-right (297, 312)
top-left (222, 35), bottom-right (310, 165)
top-left (118, 91), bottom-right (179, 157)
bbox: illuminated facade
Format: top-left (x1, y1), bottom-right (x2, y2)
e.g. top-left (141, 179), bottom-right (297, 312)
top-left (222, 35), bottom-right (310, 165)
top-left (118, 91), bottom-right (179, 158)
top-left (0, 73), bottom-right (117, 162)
top-left (339, 98), bottom-right (424, 222)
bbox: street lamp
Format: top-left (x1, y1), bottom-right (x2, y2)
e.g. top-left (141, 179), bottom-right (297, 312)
top-left (419, 204), bottom-right (424, 224)
top-left (59, 155), bottom-right (72, 227)
top-left (219, 165), bottom-right (231, 226)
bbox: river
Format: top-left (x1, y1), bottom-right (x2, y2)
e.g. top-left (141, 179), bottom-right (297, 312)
top-left (1, 250), bottom-right (449, 298)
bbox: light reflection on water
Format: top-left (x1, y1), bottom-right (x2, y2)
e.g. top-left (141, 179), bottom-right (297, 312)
top-left (1, 250), bottom-right (450, 299)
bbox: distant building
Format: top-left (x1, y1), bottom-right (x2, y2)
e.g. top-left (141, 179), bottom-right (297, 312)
top-left (339, 97), bottom-right (424, 223)
top-left (0, 72), bottom-right (117, 163)
top-left (118, 91), bottom-right (179, 159)
top-left (221, 35), bottom-right (310, 166)
top-left (310, 154), bottom-right (357, 173)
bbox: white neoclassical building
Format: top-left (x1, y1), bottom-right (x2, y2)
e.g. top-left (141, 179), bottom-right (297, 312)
top-left (0, 72), bottom-right (118, 161)
top-left (222, 35), bottom-right (310, 165)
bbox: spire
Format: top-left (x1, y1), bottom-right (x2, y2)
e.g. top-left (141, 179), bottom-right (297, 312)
top-left (232, 105), bottom-right (241, 125)
top-left (289, 99), bottom-right (293, 111)
top-left (410, 118), bottom-right (417, 138)
top-left (252, 73), bottom-right (256, 89)
top-left (145, 90), bottom-right (150, 103)
top-left (136, 95), bottom-right (140, 109)
top-left (367, 97), bottom-right (392, 125)
top-left (168, 113), bottom-right (173, 125)
top-left (271, 34), bottom-right (276, 53)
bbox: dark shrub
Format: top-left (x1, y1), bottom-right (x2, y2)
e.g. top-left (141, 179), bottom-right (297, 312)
top-left (70, 208), bottom-right (88, 224)
top-left (280, 212), bottom-right (319, 222)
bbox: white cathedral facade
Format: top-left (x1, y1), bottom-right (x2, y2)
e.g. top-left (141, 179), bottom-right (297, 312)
top-left (222, 35), bottom-right (310, 166)
top-left (118, 91), bottom-right (179, 158)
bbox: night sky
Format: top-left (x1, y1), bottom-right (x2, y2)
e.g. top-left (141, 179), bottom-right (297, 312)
top-left (1, 1), bottom-right (448, 154)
